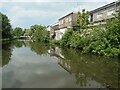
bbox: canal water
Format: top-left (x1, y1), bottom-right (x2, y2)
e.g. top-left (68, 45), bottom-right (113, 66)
top-left (1, 40), bottom-right (119, 88)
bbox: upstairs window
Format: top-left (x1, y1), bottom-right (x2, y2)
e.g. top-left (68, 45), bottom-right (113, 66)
top-left (66, 17), bottom-right (68, 22)
top-left (61, 20), bottom-right (63, 24)
top-left (90, 14), bottom-right (93, 22)
top-left (59, 21), bottom-right (61, 25)
top-left (97, 13), bottom-right (102, 18)
top-left (107, 8), bottom-right (115, 16)
top-left (69, 15), bottom-right (72, 21)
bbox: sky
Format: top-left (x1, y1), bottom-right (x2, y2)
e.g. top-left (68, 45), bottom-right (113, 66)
top-left (0, 0), bottom-right (117, 28)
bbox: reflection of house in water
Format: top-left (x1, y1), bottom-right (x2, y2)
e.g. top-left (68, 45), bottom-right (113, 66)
top-left (48, 47), bottom-right (88, 87)
top-left (58, 59), bottom-right (89, 87)
top-left (48, 47), bottom-right (72, 73)
top-left (58, 59), bottom-right (72, 74)
top-left (48, 47), bottom-right (118, 88)
top-left (48, 47), bottom-right (64, 59)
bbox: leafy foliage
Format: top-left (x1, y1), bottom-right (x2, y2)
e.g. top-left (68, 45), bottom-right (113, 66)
top-left (60, 29), bottom-right (73, 47)
top-left (13, 27), bottom-right (23, 38)
top-left (76, 9), bottom-right (89, 31)
top-left (32, 25), bottom-right (50, 42)
top-left (0, 12), bottom-right (12, 39)
top-left (24, 29), bottom-right (33, 36)
top-left (60, 9), bottom-right (120, 57)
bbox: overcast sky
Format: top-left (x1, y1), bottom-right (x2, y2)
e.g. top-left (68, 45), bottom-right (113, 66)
top-left (0, 0), bottom-right (117, 28)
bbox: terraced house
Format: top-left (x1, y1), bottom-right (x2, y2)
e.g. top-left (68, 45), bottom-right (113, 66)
top-left (59, 12), bottom-right (78, 30)
top-left (49, 0), bottom-right (120, 40)
top-left (56, 12), bottom-right (78, 40)
top-left (89, 0), bottom-right (120, 26)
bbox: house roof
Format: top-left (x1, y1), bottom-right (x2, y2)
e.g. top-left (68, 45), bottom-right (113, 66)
top-left (89, 1), bottom-right (120, 14)
top-left (58, 12), bottom-right (74, 20)
top-left (52, 22), bottom-right (59, 26)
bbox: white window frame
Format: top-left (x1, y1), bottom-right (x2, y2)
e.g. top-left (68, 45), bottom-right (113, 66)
top-left (59, 21), bottom-right (61, 25)
top-left (107, 8), bottom-right (115, 16)
top-left (97, 13), bottom-right (102, 19)
top-left (61, 20), bottom-right (63, 24)
top-left (66, 17), bottom-right (68, 22)
top-left (60, 20), bottom-right (63, 24)
top-left (69, 15), bottom-right (72, 21)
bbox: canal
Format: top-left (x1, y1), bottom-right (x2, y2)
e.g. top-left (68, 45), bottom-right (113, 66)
top-left (1, 40), bottom-right (119, 88)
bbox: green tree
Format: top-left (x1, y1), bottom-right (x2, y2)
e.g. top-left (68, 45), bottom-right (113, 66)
top-left (32, 25), bottom-right (50, 42)
top-left (76, 9), bottom-right (89, 32)
top-left (24, 29), bottom-right (33, 36)
top-left (0, 12), bottom-right (12, 39)
top-left (13, 27), bottom-right (23, 38)
top-left (60, 29), bottom-right (73, 46)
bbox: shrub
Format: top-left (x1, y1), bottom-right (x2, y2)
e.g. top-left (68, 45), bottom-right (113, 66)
top-left (60, 29), bottom-right (73, 46)
top-left (69, 31), bottom-right (81, 48)
top-left (50, 39), bottom-right (60, 44)
top-left (59, 9), bottom-right (120, 57)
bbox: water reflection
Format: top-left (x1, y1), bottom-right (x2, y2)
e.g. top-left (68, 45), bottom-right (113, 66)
top-left (30, 42), bottom-right (49, 56)
top-left (2, 40), bottom-right (119, 88)
top-left (49, 47), bottom-right (119, 88)
top-left (2, 42), bottom-right (13, 66)
top-left (60, 48), bottom-right (119, 88)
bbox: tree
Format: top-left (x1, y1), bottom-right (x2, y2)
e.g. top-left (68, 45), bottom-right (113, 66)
top-left (32, 25), bottom-right (50, 42)
top-left (24, 29), bottom-right (33, 36)
top-left (0, 12), bottom-right (12, 39)
top-left (76, 9), bottom-right (89, 32)
top-left (13, 27), bottom-right (23, 38)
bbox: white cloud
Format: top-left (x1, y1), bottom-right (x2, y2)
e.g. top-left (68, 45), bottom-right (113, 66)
top-left (1, 0), bottom-right (117, 2)
top-left (4, 3), bottom-right (74, 28)
top-left (1, 0), bottom-right (117, 28)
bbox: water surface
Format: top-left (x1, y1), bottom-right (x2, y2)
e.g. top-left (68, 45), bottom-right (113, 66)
top-left (2, 40), bottom-right (119, 88)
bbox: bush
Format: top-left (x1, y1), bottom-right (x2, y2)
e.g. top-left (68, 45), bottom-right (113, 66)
top-left (32, 25), bottom-right (50, 43)
top-left (50, 39), bottom-right (60, 44)
top-left (59, 9), bottom-right (120, 57)
top-left (60, 29), bottom-right (73, 46)
top-left (69, 31), bottom-right (81, 48)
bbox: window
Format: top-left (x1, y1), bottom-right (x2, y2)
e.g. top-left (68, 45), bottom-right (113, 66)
top-left (59, 21), bottom-right (61, 25)
top-left (69, 15), bottom-right (72, 21)
top-left (61, 20), bottom-right (63, 24)
top-left (97, 13), bottom-right (102, 18)
top-left (66, 17), bottom-right (68, 22)
top-left (90, 14), bottom-right (93, 22)
top-left (107, 8), bottom-right (115, 16)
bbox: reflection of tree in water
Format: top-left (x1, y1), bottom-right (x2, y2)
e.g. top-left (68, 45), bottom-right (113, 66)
top-left (58, 47), bottom-right (119, 88)
top-left (2, 42), bottom-right (13, 66)
top-left (30, 41), bottom-right (49, 55)
top-left (23, 41), bottom-right (32, 48)
top-left (12, 40), bottom-right (24, 48)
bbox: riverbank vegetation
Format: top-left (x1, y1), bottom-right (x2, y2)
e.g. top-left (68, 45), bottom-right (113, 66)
top-left (1, 9), bottom-right (120, 57)
top-left (13, 25), bottom-right (50, 42)
top-left (59, 9), bottom-right (120, 57)
top-left (31, 25), bottom-right (50, 42)
top-left (0, 12), bottom-right (13, 41)
top-left (1, 12), bottom-right (49, 43)
top-left (12, 27), bottom-right (24, 38)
